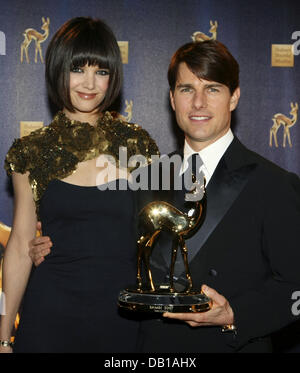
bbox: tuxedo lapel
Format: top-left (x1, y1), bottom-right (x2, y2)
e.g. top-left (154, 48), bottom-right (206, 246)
top-left (159, 138), bottom-right (258, 279)
top-left (179, 158), bottom-right (255, 266)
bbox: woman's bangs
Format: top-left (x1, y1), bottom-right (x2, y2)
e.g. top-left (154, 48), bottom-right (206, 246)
top-left (70, 37), bottom-right (110, 69)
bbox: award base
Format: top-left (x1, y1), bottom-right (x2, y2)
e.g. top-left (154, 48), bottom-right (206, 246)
top-left (118, 288), bottom-right (211, 313)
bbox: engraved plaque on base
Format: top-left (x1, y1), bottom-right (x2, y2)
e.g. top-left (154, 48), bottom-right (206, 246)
top-left (119, 288), bottom-right (211, 313)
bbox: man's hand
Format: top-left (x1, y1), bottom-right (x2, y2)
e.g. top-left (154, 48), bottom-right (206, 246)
top-left (28, 221), bottom-right (52, 266)
top-left (163, 285), bottom-right (234, 327)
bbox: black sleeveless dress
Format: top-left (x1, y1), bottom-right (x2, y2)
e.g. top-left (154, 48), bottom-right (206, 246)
top-left (14, 179), bottom-right (139, 353)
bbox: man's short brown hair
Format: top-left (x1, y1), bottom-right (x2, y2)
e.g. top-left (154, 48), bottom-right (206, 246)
top-left (168, 40), bottom-right (239, 94)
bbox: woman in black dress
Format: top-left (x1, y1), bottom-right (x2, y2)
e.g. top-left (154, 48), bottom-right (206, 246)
top-left (0, 17), bottom-right (159, 353)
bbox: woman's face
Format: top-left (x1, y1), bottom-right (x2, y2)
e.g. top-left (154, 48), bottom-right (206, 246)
top-left (64, 64), bottom-right (110, 123)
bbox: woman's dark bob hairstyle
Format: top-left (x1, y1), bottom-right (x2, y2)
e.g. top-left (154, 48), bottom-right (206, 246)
top-left (45, 17), bottom-right (122, 113)
top-left (168, 40), bottom-right (239, 95)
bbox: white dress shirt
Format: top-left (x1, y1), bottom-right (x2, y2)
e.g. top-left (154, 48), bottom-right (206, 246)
top-left (181, 129), bottom-right (234, 185)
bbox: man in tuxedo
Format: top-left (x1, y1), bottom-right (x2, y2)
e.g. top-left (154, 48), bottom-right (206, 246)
top-left (135, 40), bottom-right (300, 352)
top-left (29, 40), bottom-right (300, 352)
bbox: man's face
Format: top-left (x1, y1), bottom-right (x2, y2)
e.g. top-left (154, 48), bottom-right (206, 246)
top-left (170, 62), bottom-right (240, 151)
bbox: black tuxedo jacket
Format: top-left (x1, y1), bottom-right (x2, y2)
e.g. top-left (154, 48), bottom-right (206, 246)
top-left (136, 137), bottom-right (300, 353)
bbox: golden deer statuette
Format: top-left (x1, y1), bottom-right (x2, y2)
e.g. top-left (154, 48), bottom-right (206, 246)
top-left (137, 176), bottom-right (206, 294)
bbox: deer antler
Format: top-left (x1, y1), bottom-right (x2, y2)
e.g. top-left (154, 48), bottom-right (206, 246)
top-left (291, 102), bottom-right (299, 110)
top-left (42, 17), bottom-right (50, 25)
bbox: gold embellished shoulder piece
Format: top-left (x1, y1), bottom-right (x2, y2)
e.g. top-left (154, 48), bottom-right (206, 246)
top-left (5, 126), bottom-right (48, 176)
top-left (4, 111), bottom-right (160, 217)
top-left (104, 111), bottom-right (160, 170)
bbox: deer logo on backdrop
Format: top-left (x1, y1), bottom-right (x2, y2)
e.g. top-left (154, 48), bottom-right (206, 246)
top-left (191, 20), bottom-right (218, 42)
top-left (270, 102), bottom-right (298, 147)
top-left (116, 99), bottom-right (133, 122)
top-left (21, 17), bottom-right (50, 63)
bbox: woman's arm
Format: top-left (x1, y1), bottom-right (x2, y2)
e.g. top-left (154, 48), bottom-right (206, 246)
top-left (0, 172), bottom-right (37, 352)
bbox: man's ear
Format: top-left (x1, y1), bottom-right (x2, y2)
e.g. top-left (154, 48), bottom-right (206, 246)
top-left (169, 90), bottom-right (175, 111)
top-left (230, 87), bottom-right (240, 112)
